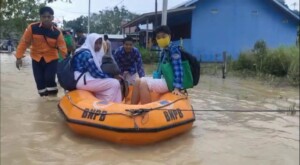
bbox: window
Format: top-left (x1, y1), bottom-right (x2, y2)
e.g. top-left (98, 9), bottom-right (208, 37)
top-left (211, 9), bottom-right (219, 14)
top-left (282, 19), bottom-right (289, 23)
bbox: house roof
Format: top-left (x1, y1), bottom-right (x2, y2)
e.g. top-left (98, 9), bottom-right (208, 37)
top-left (99, 34), bottom-right (125, 39)
top-left (271, 0), bottom-right (300, 20)
top-left (175, 0), bottom-right (299, 20)
top-left (171, 0), bottom-right (198, 9)
top-left (122, 0), bottom-right (299, 29)
top-left (121, 6), bottom-right (195, 28)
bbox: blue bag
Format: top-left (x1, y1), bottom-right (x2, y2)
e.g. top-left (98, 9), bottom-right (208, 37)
top-left (153, 51), bottom-right (163, 79)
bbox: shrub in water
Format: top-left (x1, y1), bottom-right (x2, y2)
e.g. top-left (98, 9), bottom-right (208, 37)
top-left (261, 46), bottom-right (291, 77)
top-left (135, 45), bottom-right (158, 64)
top-left (234, 51), bottom-right (256, 71)
top-left (253, 40), bottom-right (268, 72)
top-left (287, 46), bottom-right (300, 85)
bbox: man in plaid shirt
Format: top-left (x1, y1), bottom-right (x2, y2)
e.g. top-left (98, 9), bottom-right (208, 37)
top-left (113, 36), bottom-right (145, 84)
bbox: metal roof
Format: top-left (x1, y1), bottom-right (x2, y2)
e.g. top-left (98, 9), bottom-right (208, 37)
top-left (175, 0), bottom-right (299, 20)
top-left (271, 0), bottom-right (300, 20)
top-left (121, 6), bottom-right (196, 28)
top-left (122, 0), bottom-right (299, 29)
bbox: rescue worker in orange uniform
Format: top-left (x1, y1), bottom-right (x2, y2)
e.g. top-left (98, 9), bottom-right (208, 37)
top-left (15, 6), bottom-right (67, 97)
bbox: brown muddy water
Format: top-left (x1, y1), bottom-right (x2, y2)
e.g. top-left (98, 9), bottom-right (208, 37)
top-left (1, 52), bottom-right (299, 165)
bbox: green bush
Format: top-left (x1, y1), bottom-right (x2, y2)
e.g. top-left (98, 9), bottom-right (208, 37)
top-left (233, 51), bottom-right (256, 71)
top-left (232, 40), bottom-right (268, 72)
top-left (135, 45), bottom-right (158, 64)
top-left (261, 46), bottom-right (292, 76)
top-left (287, 46), bottom-right (300, 85)
top-left (253, 40), bottom-right (268, 72)
top-left (231, 40), bottom-right (299, 86)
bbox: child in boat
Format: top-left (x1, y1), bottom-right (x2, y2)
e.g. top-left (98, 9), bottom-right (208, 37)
top-left (113, 36), bottom-right (145, 85)
top-left (131, 25), bottom-right (186, 104)
top-left (101, 42), bottom-right (129, 99)
top-left (72, 33), bottom-right (122, 102)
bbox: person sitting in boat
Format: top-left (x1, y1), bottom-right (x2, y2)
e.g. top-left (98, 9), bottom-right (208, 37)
top-left (73, 33), bottom-right (122, 103)
top-left (100, 41), bottom-right (129, 99)
top-left (75, 28), bottom-right (86, 48)
top-left (113, 36), bottom-right (145, 85)
top-left (131, 25), bottom-right (186, 104)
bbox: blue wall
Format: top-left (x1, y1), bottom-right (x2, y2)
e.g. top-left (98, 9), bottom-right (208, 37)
top-left (187, 0), bottom-right (299, 61)
top-left (172, 39), bottom-right (192, 51)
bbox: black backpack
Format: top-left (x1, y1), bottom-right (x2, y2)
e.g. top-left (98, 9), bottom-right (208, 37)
top-left (57, 49), bottom-right (89, 91)
top-left (178, 46), bottom-right (200, 86)
top-left (101, 54), bottom-right (121, 77)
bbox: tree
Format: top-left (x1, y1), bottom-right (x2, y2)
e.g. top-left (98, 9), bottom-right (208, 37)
top-left (0, 0), bottom-right (47, 38)
top-left (0, 0), bottom-right (70, 38)
top-left (63, 16), bottom-right (88, 33)
top-left (64, 6), bottom-right (138, 34)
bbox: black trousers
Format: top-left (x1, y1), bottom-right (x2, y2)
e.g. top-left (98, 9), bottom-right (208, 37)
top-left (32, 58), bottom-right (58, 96)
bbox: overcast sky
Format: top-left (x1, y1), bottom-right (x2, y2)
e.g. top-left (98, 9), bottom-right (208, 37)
top-left (47, 0), bottom-right (300, 22)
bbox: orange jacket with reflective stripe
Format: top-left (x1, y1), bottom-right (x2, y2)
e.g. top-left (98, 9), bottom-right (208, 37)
top-left (15, 22), bottom-right (67, 63)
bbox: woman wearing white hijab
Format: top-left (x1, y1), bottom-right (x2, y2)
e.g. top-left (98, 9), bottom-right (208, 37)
top-left (72, 33), bottom-right (122, 102)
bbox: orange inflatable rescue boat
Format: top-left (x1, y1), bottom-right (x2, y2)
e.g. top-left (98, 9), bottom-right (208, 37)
top-left (58, 87), bottom-right (195, 145)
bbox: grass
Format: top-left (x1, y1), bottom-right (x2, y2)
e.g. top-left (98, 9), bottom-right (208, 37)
top-left (228, 40), bottom-right (299, 87)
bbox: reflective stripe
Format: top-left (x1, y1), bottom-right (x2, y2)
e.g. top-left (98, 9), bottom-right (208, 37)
top-left (46, 87), bottom-right (58, 91)
top-left (38, 89), bottom-right (47, 93)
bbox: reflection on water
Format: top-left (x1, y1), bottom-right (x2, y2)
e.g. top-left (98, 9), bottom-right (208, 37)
top-left (1, 53), bottom-right (299, 165)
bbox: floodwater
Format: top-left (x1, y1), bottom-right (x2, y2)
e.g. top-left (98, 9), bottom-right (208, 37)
top-left (1, 52), bottom-right (299, 165)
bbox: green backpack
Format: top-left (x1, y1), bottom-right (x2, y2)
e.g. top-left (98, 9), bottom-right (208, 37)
top-left (59, 35), bottom-right (74, 61)
top-left (158, 51), bottom-right (194, 91)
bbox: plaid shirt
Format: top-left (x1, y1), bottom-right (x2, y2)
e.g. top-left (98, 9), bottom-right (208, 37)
top-left (73, 50), bottom-right (108, 78)
top-left (113, 46), bottom-right (145, 77)
top-left (162, 43), bottom-right (183, 89)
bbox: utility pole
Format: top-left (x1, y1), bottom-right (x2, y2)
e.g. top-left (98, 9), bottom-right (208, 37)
top-left (88, 0), bottom-right (91, 34)
top-left (161, 0), bottom-right (168, 25)
top-left (154, 0), bottom-right (158, 29)
top-left (62, 16), bottom-right (64, 28)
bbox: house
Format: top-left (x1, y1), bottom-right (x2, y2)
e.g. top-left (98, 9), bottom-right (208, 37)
top-left (122, 0), bottom-right (300, 62)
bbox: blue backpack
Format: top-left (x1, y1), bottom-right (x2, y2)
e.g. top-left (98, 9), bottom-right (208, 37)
top-left (57, 49), bottom-right (89, 91)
